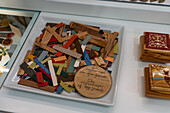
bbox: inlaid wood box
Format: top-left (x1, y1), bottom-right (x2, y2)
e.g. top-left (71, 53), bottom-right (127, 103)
top-left (140, 32), bottom-right (170, 63)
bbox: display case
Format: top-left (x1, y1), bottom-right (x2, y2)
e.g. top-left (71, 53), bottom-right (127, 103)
top-left (0, 8), bottom-right (39, 89)
top-left (0, 1), bottom-right (170, 113)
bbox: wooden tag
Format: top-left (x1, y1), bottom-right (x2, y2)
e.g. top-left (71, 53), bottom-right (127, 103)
top-left (74, 66), bottom-right (112, 98)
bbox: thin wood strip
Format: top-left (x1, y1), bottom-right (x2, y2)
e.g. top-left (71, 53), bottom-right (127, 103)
top-left (70, 21), bottom-right (102, 37)
top-left (55, 34), bottom-right (78, 56)
top-left (102, 32), bottom-right (118, 58)
top-left (48, 60), bottom-right (58, 86)
top-left (53, 45), bottom-right (82, 59)
top-left (17, 50), bottom-right (31, 75)
top-left (78, 34), bottom-right (107, 47)
top-left (53, 56), bottom-right (67, 62)
top-left (46, 26), bottom-right (63, 43)
top-left (35, 39), bottom-right (56, 54)
top-left (18, 79), bottom-right (56, 92)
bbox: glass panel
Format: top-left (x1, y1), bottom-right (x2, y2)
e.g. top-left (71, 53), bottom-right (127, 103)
top-left (0, 8), bottom-right (39, 88)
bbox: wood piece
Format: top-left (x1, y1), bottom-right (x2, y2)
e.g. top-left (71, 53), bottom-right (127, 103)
top-left (102, 32), bottom-right (118, 58)
top-left (78, 34), bottom-right (107, 47)
top-left (74, 66), bottom-right (112, 98)
top-left (70, 21), bottom-right (102, 37)
top-left (17, 50), bottom-right (31, 75)
top-left (74, 45), bottom-right (86, 67)
top-left (63, 32), bottom-right (88, 42)
top-left (55, 34), bottom-right (78, 56)
top-left (74, 38), bottom-right (83, 56)
top-left (20, 62), bottom-right (36, 79)
top-left (60, 81), bottom-right (72, 93)
top-left (36, 72), bottom-right (44, 83)
top-left (105, 57), bottom-right (114, 62)
top-left (34, 57), bottom-right (51, 68)
top-left (46, 26), bottom-right (63, 43)
top-left (18, 79), bottom-right (56, 92)
top-left (80, 59), bottom-right (97, 66)
top-left (80, 35), bottom-right (92, 45)
top-left (59, 24), bottom-right (66, 36)
top-left (28, 55), bottom-right (35, 61)
top-left (94, 56), bottom-right (105, 66)
top-left (84, 50), bottom-right (92, 66)
top-left (34, 58), bottom-right (50, 75)
top-left (53, 45), bottom-right (82, 59)
top-left (35, 39), bottom-right (56, 54)
top-left (67, 58), bottom-right (76, 73)
top-left (64, 81), bottom-right (74, 87)
top-left (38, 51), bottom-right (48, 61)
top-left (53, 56), bottom-right (67, 62)
top-left (57, 74), bottom-right (75, 83)
top-left (48, 60), bottom-right (58, 86)
top-left (88, 51), bottom-right (96, 58)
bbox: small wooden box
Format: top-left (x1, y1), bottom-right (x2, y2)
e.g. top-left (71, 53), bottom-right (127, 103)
top-left (144, 64), bottom-right (170, 99)
top-left (140, 32), bottom-right (170, 63)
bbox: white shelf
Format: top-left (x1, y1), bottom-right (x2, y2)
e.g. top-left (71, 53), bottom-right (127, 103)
top-left (0, 12), bottom-right (170, 113)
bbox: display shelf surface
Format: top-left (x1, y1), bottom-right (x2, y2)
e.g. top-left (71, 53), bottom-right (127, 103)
top-left (0, 12), bottom-right (170, 113)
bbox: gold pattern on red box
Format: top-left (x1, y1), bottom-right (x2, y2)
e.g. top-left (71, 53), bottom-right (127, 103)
top-left (145, 32), bottom-right (170, 50)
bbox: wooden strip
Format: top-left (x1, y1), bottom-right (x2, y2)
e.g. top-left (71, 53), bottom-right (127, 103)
top-left (39, 67), bottom-right (52, 79)
top-left (80, 35), bottom-right (92, 45)
top-left (46, 26), bottom-right (63, 43)
top-left (34, 57), bottom-right (51, 68)
top-left (35, 40), bottom-right (56, 54)
top-left (60, 81), bottom-right (72, 93)
top-left (38, 51), bottom-right (48, 61)
top-left (28, 54), bottom-right (35, 61)
top-left (105, 56), bottom-right (114, 62)
top-left (74, 38), bottom-right (83, 56)
top-left (61, 32), bottom-right (88, 42)
top-left (88, 45), bottom-right (101, 51)
top-left (36, 72), bottom-right (44, 83)
top-left (17, 50), bottom-right (31, 75)
top-left (53, 56), bottom-right (67, 62)
top-left (34, 58), bottom-right (50, 75)
top-left (70, 21), bottom-right (102, 37)
top-left (67, 58), bottom-right (76, 73)
top-left (18, 79), bottom-right (56, 92)
top-left (57, 74), bottom-right (75, 83)
top-left (53, 60), bottom-right (67, 67)
top-left (59, 24), bottom-right (66, 36)
top-left (53, 45), bottom-right (82, 59)
top-left (78, 34), bottom-right (107, 47)
top-left (74, 45), bottom-right (86, 67)
top-left (80, 59), bottom-right (97, 66)
top-left (20, 62), bottom-right (36, 79)
top-left (57, 85), bottom-right (63, 94)
top-left (56, 66), bottom-right (63, 75)
top-left (102, 32), bottom-right (118, 58)
top-left (84, 50), bottom-right (92, 65)
top-left (48, 60), bottom-right (58, 86)
top-left (55, 34), bottom-right (78, 56)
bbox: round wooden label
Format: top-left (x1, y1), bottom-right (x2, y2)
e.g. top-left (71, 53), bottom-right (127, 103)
top-left (74, 66), bottom-right (112, 98)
